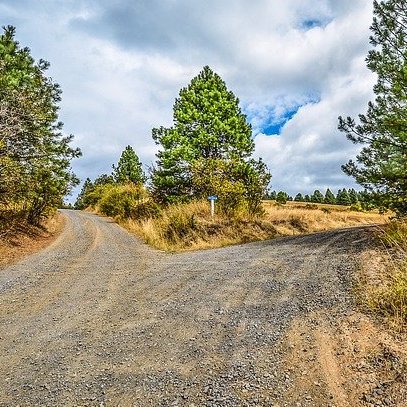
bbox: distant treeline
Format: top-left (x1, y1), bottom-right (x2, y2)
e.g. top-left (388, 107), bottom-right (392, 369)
top-left (265, 188), bottom-right (378, 210)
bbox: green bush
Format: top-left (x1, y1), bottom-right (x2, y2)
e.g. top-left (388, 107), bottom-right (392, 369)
top-left (98, 184), bottom-right (147, 218)
top-left (129, 201), bottom-right (162, 220)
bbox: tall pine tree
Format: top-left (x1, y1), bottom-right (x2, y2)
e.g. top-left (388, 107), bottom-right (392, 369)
top-left (0, 26), bottom-right (80, 225)
top-left (113, 145), bottom-right (144, 184)
top-left (324, 188), bottom-right (336, 204)
top-left (338, 0), bottom-right (407, 215)
top-left (151, 66), bottom-right (270, 208)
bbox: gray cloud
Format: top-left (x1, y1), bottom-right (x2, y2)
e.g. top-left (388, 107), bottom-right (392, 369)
top-left (0, 0), bottom-right (376, 200)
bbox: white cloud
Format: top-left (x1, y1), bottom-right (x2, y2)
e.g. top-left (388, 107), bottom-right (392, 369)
top-left (0, 0), bottom-right (376, 199)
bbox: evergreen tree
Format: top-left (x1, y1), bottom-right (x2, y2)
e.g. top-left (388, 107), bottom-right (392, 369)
top-left (324, 188), bottom-right (336, 204)
top-left (276, 191), bottom-right (288, 204)
top-left (304, 194), bottom-right (311, 202)
top-left (338, 0), bottom-right (407, 215)
top-left (74, 178), bottom-right (93, 210)
top-left (311, 189), bottom-right (324, 203)
top-left (358, 189), bottom-right (378, 210)
top-left (348, 188), bottom-right (359, 204)
top-left (294, 193), bottom-right (304, 201)
top-left (113, 145), bottom-right (144, 184)
top-left (268, 190), bottom-right (277, 200)
top-left (0, 26), bottom-right (80, 225)
top-left (94, 173), bottom-right (115, 186)
top-left (151, 66), bottom-right (269, 209)
top-left (336, 188), bottom-right (351, 205)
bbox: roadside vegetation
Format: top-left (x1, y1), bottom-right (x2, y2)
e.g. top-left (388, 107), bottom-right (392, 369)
top-left (341, 0), bottom-right (407, 331)
top-left (75, 67), bottom-right (387, 251)
top-left (0, 26), bottom-right (80, 237)
top-left (359, 221), bottom-right (407, 331)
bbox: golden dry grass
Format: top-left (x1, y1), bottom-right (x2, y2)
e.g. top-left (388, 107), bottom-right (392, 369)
top-left (358, 221), bottom-right (407, 331)
top-left (121, 200), bottom-right (277, 252)
top-left (117, 199), bottom-right (388, 252)
top-left (262, 200), bottom-right (387, 236)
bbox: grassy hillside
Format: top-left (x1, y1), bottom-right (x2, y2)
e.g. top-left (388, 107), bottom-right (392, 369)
top-left (101, 196), bottom-right (388, 252)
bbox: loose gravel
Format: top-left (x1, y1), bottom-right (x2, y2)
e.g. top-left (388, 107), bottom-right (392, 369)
top-left (0, 210), bottom-right (376, 406)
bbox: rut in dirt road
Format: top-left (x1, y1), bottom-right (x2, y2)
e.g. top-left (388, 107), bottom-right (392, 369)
top-left (0, 210), bottom-right (374, 407)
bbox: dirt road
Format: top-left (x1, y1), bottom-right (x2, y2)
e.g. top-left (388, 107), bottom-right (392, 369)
top-left (0, 210), bottom-right (395, 406)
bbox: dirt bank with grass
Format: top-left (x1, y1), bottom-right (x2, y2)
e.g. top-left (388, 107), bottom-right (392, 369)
top-left (0, 212), bottom-right (65, 268)
top-left (1, 209), bottom-right (405, 406)
top-left (120, 200), bottom-right (388, 252)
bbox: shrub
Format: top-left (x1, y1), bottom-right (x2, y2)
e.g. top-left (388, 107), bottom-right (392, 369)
top-left (129, 201), bottom-right (162, 221)
top-left (163, 209), bottom-right (199, 243)
top-left (98, 183), bottom-right (147, 218)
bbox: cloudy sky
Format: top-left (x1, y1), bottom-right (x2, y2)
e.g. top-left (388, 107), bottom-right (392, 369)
top-left (1, 0), bottom-right (376, 199)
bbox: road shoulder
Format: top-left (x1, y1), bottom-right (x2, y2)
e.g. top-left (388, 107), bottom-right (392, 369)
top-left (0, 212), bottom-right (65, 269)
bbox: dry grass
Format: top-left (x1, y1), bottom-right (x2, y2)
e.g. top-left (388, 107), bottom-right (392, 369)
top-left (121, 200), bottom-right (277, 251)
top-left (117, 199), bottom-right (388, 252)
top-left (262, 200), bottom-right (387, 236)
top-left (358, 220), bottom-right (407, 332)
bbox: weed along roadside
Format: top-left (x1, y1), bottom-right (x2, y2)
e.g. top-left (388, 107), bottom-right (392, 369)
top-left (84, 191), bottom-right (388, 252)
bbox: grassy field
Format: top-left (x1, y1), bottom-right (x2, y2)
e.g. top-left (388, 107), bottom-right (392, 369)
top-left (120, 200), bottom-right (388, 252)
top-left (262, 200), bottom-right (386, 236)
top-left (358, 220), bottom-right (407, 331)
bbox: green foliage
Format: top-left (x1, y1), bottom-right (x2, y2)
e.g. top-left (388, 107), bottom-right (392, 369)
top-left (338, 0), bottom-right (407, 216)
top-left (267, 190), bottom-right (277, 200)
top-left (74, 178), bottom-right (93, 209)
top-left (94, 174), bottom-right (115, 186)
top-left (348, 188), bottom-right (359, 204)
top-left (113, 145), bottom-right (145, 184)
top-left (97, 184), bottom-right (147, 218)
top-left (276, 191), bottom-right (288, 204)
top-left (350, 202), bottom-right (364, 212)
top-left (128, 200), bottom-right (162, 221)
top-left (0, 26), bottom-right (80, 225)
top-left (190, 158), bottom-right (270, 216)
top-left (311, 189), bottom-right (324, 203)
top-left (336, 188), bottom-right (351, 206)
top-left (324, 188), bottom-right (336, 204)
top-left (294, 193), bottom-right (304, 202)
top-left (151, 65), bottom-right (268, 209)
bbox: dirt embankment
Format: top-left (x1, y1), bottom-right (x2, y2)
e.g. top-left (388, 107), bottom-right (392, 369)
top-left (0, 210), bottom-right (405, 406)
top-left (0, 213), bottom-right (64, 269)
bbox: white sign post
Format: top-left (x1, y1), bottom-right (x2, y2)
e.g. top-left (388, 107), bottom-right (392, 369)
top-left (207, 195), bottom-right (218, 217)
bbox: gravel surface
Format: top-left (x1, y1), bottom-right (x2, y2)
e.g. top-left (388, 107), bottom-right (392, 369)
top-left (0, 210), bottom-right (376, 406)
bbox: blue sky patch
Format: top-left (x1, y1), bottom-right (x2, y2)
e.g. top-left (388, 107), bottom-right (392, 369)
top-left (300, 17), bottom-right (332, 31)
top-left (262, 107), bottom-right (299, 135)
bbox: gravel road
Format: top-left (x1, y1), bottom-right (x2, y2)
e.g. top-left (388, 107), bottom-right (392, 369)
top-left (0, 210), bottom-right (376, 407)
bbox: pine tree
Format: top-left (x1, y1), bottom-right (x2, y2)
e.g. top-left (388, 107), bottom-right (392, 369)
top-left (74, 178), bottom-right (93, 210)
top-left (311, 189), bottom-right (324, 203)
top-left (324, 188), bottom-right (336, 204)
top-left (113, 145), bottom-right (144, 184)
top-left (294, 193), bottom-right (304, 201)
top-left (268, 190), bottom-right (277, 200)
top-left (151, 66), bottom-right (270, 208)
top-left (0, 26), bottom-right (81, 225)
top-left (304, 194), bottom-right (311, 202)
top-left (338, 0), bottom-right (407, 215)
top-left (348, 188), bottom-right (359, 204)
top-left (276, 191), bottom-right (288, 204)
top-left (94, 174), bottom-right (115, 185)
top-left (336, 189), bottom-right (351, 206)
